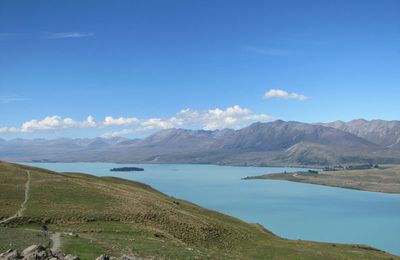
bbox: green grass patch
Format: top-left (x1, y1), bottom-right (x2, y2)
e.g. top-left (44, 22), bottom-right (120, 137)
top-left (0, 165), bottom-right (27, 219)
top-left (0, 227), bottom-right (50, 252)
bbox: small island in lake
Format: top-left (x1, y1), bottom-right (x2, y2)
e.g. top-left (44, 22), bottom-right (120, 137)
top-left (110, 167), bottom-right (144, 172)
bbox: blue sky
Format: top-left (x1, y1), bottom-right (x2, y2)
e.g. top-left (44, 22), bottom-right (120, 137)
top-left (0, 0), bottom-right (399, 139)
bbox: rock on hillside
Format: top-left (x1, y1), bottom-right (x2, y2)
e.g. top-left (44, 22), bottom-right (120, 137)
top-left (0, 244), bottom-right (78, 260)
top-left (0, 245), bottom-right (147, 260)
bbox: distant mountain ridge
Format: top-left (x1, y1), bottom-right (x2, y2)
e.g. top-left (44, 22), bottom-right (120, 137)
top-left (215, 120), bottom-right (376, 150)
top-left (319, 119), bottom-right (400, 150)
top-left (1, 119), bottom-right (400, 166)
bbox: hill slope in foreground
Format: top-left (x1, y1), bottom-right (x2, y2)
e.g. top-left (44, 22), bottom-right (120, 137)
top-left (0, 162), bottom-right (397, 259)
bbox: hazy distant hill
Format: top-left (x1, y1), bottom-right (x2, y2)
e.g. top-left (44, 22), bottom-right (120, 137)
top-left (1, 120), bottom-right (400, 166)
top-left (137, 128), bottom-right (218, 150)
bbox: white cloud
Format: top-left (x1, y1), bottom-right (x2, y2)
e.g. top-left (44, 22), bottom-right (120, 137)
top-left (63, 118), bottom-right (77, 127)
top-left (84, 115), bottom-right (97, 127)
top-left (0, 106), bottom-right (272, 137)
top-left (0, 127), bottom-right (18, 133)
top-left (101, 106), bottom-right (271, 137)
top-left (20, 116), bottom-right (64, 132)
top-left (103, 116), bottom-right (139, 126)
top-left (200, 105), bottom-right (271, 130)
top-left (101, 129), bottom-right (136, 138)
top-left (7, 115), bottom-right (98, 133)
top-left (45, 32), bottom-right (94, 39)
top-left (263, 89), bottom-right (308, 101)
top-left (0, 32), bottom-right (94, 40)
top-left (136, 105), bottom-right (271, 131)
top-left (140, 118), bottom-right (176, 130)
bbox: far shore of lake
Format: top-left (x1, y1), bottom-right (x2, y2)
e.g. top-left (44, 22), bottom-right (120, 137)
top-left (243, 165), bottom-right (400, 194)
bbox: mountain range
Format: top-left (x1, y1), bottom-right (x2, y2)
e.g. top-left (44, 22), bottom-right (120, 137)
top-left (319, 119), bottom-right (400, 149)
top-left (1, 119), bottom-right (400, 166)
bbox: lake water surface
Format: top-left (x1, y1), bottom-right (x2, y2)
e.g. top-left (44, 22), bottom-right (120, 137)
top-left (24, 162), bottom-right (400, 255)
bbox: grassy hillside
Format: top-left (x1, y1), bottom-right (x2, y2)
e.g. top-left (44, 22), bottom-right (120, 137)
top-left (0, 161), bottom-right (398, 259)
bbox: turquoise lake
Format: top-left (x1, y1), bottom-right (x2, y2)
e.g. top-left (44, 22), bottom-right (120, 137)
top-left (24, 162), bottom-right (400, 255)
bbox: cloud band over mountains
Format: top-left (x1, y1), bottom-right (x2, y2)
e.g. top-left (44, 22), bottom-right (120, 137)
top-left (0, 105), bottom-right (272, 137)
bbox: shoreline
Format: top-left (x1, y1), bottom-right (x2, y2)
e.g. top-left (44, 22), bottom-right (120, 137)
top-left (17, 160), bottom-right (325, 169)
top-left (244, 166), bottom-right (400, 194)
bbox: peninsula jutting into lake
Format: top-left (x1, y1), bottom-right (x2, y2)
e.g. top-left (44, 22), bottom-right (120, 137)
top-left (244, 166), bottom-right (400, 194)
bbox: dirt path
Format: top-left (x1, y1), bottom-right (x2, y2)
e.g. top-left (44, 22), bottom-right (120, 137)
top-left (50, 232), bottom-right (61, 253)
top-left (0, 170), bottom-right (31, 224)
top-left (0, 170), bottom-right (62, 251)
